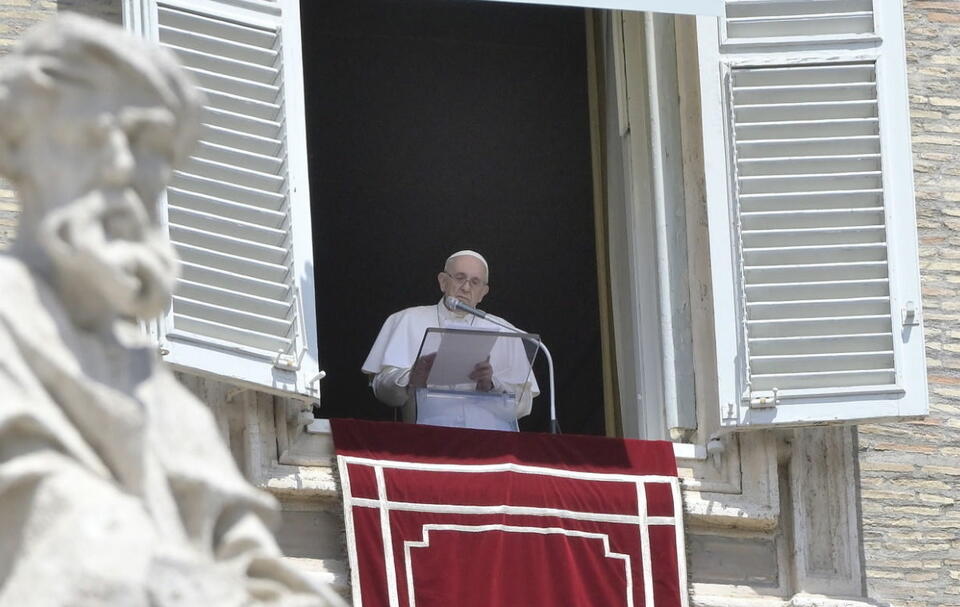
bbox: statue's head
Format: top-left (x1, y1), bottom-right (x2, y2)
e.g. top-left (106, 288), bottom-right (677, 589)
top-left (0, 14), bottom-right (204, 328)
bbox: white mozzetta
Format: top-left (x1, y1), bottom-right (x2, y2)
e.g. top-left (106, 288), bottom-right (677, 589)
top-left (125, 0), bottom-right (321, 401)
top-left (698, 0), bottom-right (927, 428)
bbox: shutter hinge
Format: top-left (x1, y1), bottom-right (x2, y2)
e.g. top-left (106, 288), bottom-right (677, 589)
top-left (748, 387), bottom-right (779, 408)
top-left (902, 301), bottom-right (920, 326)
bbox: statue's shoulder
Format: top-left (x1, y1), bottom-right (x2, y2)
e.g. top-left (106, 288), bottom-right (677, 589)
top-left (0, 254), bottom-right (31, 282)
top-left (0, 255), bottom-right (43, 316)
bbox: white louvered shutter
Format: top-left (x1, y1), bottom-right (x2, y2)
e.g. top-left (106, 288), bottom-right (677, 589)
top-left (125, 0), bottom-right (321, 400)
top-left (698, 0), bottom-right (927, 428)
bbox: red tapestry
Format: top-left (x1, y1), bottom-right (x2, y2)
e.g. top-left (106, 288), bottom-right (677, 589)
top-left (332, 419), bottom-right (688, 607)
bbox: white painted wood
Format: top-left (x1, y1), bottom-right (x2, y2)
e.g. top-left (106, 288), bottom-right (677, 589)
top-left (476, 0), bottom-right (723, 17)
top-left (698, 0), bottom-right (927, 429)
top-left (643, 12), bottom-right (698, 434)
top-left (125, 0), bottom-right (321, 401)
top-left (618, 12), bottom-right (668, 439)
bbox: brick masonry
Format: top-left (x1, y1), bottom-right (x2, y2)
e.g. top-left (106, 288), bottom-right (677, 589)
top-left (857, 2), bottom-right (960, 606)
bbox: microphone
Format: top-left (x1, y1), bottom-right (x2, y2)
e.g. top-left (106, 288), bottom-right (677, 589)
top-left (443, 295), bottom-right (559, 434)
top-left (444, 295), bottom-right (487, 318)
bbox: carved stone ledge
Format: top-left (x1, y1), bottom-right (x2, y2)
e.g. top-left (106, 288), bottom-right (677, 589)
top-left (692, 593), bottom-right (883, 607)
top-left (262, 462), bottom-right (339, 499)
top-left (787, 594), bottom-right (884, 607)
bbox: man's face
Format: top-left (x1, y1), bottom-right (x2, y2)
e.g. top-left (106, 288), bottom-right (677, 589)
top-left (20, 75), bottom-right (182, 321)
top-left (438, 255), bottom-right (489, 309)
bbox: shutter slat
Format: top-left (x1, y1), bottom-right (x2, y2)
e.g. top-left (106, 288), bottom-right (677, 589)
top-left (742, 225), bottom-right (885, 247)
top-left (739, 171), bottom-right (882, 195)
top-left (164, 43), bottom-right (279, 86)
top-left (202, 105), bottom-right (280, 139)
top-left (192, 140), bottom-right (283, 176)
top-left (158, 6), bottom-right (277, 48)
top-left (736, 119), bottom-right (879, 141)
top-left (745, 260), bottom-right (888, 283)
top-left (747, 315), bottom-right (892, 338)
top-left (173, 313), bottom-right (291, 353)
top-left (174, 296), bottom-right (292, 337)
top-left (736, 101), bottom-right (877, 123)
top-left (198, 122), bottom-right (281, 157)
top-left (737, 136), bottom-right (879, 160)
top-left (751, 369), bottom-right (895, 391)
top-left (175, 242), bottom-right (289, 284)
top-left (727, 0), bottom-right (873, 17)
top-left (749, 332), bottom-right (894, 356)
top-left (177, 279), bottom-right (292, 320)
top-left (180, 261), bottom-right (289, 302)
top-left (742, 207), bottom-right (884, 229)
top-left (168, 188), bottom-right (285, 229)
top-left (186, 65), bottom-right (280, 104)
top-left (728, 14), bottom-right (874, 39)
top-left (734, 82), bottom-right (875, 105)
top-left (168, 224), bottom-right (288, 266)
top-left (746, 278), bottom-right (889, 301)
top-left (739, 189), bottom-right (882, 212)
top-left (171, 172), bottom-right (285, 211)
top-left (738, 154), bottom-right (881, 176)
top-left (751, 351), bottom-right (893, 374)
top-left (725, 2), bottom-right (875, 41)
top-left (732, 63), bottom-right (876, 85)
top-left (159, 24), bottom-right (277, 66)
top-left (201, 88), bottom-right (281, 123)
top-left (181, 156), bottom-right (285, 193)
top-left (744, 242), bottom-right (887, 265)
top-left (747, 296), bottom-right (890, 320)
top-left (168, 204), bottom-right (287, 247)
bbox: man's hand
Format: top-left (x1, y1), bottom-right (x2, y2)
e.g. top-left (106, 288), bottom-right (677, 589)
top-left (409, 353), bottom-right (437, 389)
top-left (469, 358), bottom-right (494, 392)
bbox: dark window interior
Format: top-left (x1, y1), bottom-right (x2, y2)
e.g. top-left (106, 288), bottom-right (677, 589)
top-left (302, 0), bottom-right (605, 434)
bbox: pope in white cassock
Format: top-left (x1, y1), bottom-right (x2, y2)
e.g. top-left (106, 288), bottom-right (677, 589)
top-left (362, 251), bottom-right (540, 431)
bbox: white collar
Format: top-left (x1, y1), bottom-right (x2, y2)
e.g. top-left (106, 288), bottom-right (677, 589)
top-left (436, 298), bottom-right (474, 326)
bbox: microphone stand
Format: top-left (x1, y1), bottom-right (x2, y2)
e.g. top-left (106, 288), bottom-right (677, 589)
top-left (446, 297), bottom-right (559, 434)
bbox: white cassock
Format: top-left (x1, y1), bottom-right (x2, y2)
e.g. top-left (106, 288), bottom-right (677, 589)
top-left (362, 299), bottom-right (540, 431)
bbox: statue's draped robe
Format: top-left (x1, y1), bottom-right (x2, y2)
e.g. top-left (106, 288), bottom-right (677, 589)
top-left (0, 256), bottom-right (333, 606)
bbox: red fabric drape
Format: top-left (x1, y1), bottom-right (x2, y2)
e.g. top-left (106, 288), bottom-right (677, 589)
top-left (333, 419), bottom-right (688, 607)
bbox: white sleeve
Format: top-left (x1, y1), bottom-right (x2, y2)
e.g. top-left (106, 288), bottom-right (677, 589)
top-left (369, 366), bottom-right (411, 408)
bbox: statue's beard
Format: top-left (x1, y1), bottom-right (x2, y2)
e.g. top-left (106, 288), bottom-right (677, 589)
top-left (38, 187), bottom-right (179, 328)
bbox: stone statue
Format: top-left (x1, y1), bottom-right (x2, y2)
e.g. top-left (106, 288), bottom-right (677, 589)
top-left (0, 14), bottom-right (342, 606)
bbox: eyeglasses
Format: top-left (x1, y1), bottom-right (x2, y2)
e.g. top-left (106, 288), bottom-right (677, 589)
top-left (443, 271), bottom-right (486, 289)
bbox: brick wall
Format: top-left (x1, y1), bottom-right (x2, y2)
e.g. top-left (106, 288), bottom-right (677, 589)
top-left (0, 0), bottom-right (120, 249)
top-left (858, 1), bottom-right (960, 606)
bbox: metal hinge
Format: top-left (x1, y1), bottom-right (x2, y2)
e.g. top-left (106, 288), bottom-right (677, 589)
top-left (748, 387), bottom-right (779, 408)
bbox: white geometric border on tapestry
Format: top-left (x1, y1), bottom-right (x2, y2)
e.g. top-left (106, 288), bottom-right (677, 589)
top-left (337, 456), bottom-right (690, 607)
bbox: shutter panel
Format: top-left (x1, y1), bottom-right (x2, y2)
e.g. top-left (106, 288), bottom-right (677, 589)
top-left (698, 0), bottom-right (927, 428)
top-left (125, 0), bottom-right (321, 400)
